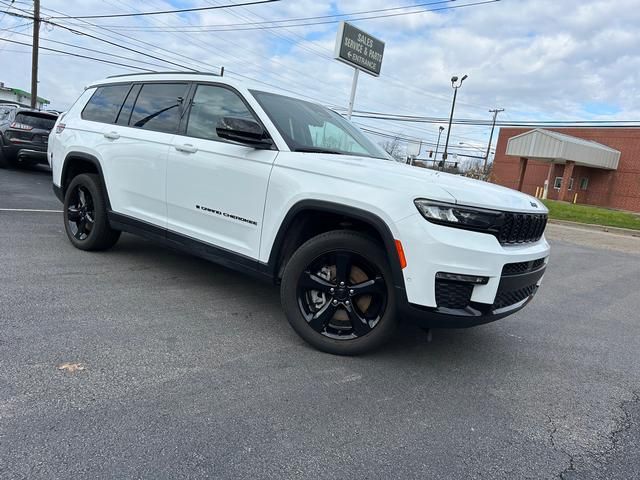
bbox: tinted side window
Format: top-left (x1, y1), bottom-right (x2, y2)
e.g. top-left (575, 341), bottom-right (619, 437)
top-left (116, 84), bottom-right (141, 126)
top-left (82, 85), bottom-right (131, 124)
top-left (129, 83), bottom-right (188, 134)
top-left (186, 85), bottom-right (255, 141)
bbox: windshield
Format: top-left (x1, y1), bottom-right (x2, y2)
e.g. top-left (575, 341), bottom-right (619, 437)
top-left (251, 90), bottom-right (390, 160)
top-left (14, 112), bottom-right (57, 130)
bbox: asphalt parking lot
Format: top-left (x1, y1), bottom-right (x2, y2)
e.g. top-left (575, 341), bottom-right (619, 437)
top-left (1, 166), bottom-right (639, 480)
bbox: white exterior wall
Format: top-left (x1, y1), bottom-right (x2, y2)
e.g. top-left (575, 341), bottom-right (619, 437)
top-left (0, 88), bottom-right (47, 109)
top-left (506, 129), bottom-right (620, 170)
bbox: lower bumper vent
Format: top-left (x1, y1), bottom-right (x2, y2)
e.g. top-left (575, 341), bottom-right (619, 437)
top-left (493, 284), bottom-right (537, 309)
top-left (435, 281), bottom-right (473, 309)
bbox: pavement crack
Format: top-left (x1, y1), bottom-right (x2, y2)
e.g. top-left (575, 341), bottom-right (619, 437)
top-left (609, 390), bottom-right (640, 448)
top-left (556, 390), bottom-right (640, 479)
top-left (546, 415), bottom-right (575, 479)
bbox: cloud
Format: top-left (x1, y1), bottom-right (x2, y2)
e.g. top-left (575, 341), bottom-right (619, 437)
top-left (0, 0), bottom-right (637, 149)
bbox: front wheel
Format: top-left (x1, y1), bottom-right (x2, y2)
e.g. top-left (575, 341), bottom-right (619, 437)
top-left (0, 145), bottom-right (12, 169)
top-left (281, 231), bottom-right (397, 355)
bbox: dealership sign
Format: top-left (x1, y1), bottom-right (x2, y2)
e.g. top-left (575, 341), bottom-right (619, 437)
top-left (334, 22), bottom-right (385, 77)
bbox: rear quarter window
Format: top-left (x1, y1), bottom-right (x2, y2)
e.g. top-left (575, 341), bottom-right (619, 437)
top-left (81, 84), bottom-right (131, 124)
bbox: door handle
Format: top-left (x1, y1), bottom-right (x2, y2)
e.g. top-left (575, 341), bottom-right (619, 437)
top-left (103, 131), bottom-right (120, 140)
top-left (175, 144), bottom-right (198, 154)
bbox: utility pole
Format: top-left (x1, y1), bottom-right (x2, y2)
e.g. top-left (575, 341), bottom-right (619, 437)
top-left (442, 74), bottom-right (467, 170)
top-left (483, 108), bottom-right (504, 175)
top-left (433, 125), bottom-right (444, 169)
top-left (30, 0), bottom-right (40, 109)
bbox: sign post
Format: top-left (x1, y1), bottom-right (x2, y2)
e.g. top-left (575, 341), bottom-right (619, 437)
top-left (334, 22), bottom-right (385, 119)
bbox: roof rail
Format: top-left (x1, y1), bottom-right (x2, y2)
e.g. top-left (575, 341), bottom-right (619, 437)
top-left (107, 69), bottom-right (224, 79)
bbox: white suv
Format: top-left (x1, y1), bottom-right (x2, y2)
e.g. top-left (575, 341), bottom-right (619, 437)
top-left (49, 72), bottom-right (550, 355)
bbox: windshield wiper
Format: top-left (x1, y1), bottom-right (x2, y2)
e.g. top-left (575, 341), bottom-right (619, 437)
top-left (293, 146), bottom-right (346, 155)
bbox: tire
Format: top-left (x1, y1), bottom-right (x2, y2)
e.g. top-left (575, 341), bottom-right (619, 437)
top-left (281, 230), bottom-right (397, 355)
top-left (0, 145), bottom-right (11, 169)
top-left (63, 173), bottom-right (120, 251)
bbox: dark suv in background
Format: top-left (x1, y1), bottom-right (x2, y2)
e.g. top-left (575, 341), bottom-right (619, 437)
top-left (0, 107), bottom-right (58, 169)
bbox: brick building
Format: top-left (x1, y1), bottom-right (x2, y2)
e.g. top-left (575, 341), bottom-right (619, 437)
top-left (491, 128), bottom-right (640, 213)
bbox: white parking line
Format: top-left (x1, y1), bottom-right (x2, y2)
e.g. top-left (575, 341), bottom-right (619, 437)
top-left (0, 208), bottom-right (62, 213)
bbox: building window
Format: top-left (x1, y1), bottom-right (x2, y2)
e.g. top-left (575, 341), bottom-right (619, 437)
top-left (580, 177), bottom-right (589, 190)
top-left (554, 177), bottom-right (562, 189)
top-left (568, 177), bottom-right (574, 191)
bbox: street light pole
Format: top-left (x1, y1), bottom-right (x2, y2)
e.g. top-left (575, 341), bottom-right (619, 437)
top-left (441, 74), bottom-right (467, 171)
top-left (483, 108), bottom-right (504, 175)
top-left (433, 125), bottom-right (444, 169)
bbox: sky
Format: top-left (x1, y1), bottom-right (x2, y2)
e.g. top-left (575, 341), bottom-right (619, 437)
top-left (1, 0), bottom-right (639, 159)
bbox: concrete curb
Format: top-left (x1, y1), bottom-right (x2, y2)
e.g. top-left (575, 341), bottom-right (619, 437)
top-left (548, 219), bottom-right (640, 238)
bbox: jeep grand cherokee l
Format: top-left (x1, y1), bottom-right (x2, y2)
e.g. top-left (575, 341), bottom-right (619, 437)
top-left (0, 108), bottom-right (57, 168)
top-left (48, 72), bottom-right (550, 355)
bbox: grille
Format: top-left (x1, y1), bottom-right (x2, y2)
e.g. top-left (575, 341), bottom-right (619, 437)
top-left (494, 284), bottom-right (537, 309)
top-left (502, 257), bottom-right (546, 276)
top-left (497, 213), bottom-right (547, 244)
top-left (435, 281), bottom-right (473, 309)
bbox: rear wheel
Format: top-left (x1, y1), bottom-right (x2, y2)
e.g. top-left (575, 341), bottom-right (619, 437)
top-left (281, 230), bottom-right (397, 355)
top-left (63, 173), bottom-right (120, 251)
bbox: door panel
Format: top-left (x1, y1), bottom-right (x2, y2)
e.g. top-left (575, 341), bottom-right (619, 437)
top-left (99, 82), bottom-right (189, 228)
top-left (101, 128), bottom-right (173, 228)
top-left (167, 137), bottom-right (276, 258)
top-left (166, 84), bottom-right (277, 259)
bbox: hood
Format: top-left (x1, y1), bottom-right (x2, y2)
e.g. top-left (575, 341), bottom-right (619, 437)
top-left (276, 152), bottom-right (546, 215)
top-left (362, 159), bottom-right (546, 214)
top-left (432, 171), bottom-right (546, 213)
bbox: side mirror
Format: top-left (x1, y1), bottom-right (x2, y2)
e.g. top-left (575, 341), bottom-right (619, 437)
top-left (216, 117), bottom-right (273, 149)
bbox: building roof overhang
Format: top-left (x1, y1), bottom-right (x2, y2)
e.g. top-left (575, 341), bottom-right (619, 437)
top-left (505, 129), bottom-right (620, 170)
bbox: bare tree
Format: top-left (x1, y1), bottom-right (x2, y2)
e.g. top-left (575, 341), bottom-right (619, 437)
top-left (459, 158), bottom-right (493, 181)
top-left (381, 139), bottom-right (405, 162)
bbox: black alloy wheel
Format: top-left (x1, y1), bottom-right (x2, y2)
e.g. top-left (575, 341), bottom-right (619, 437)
top-left (62, 173), bottom-right (120, 251)
top-left (66, 185), bottom-right (95, 240)
top-left (297, 251), bottom-right (387, 339)
top-left (281, 230), bottom-right (397, 355)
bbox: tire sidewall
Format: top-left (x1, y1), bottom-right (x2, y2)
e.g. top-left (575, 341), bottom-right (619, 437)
top-left (63, 173), bottom-right (110, 250)
top-left (281, 231), bottom-right (397, 355)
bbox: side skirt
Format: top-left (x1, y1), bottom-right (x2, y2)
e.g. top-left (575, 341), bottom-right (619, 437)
top-left (107, 211), bottom-right (274, 283)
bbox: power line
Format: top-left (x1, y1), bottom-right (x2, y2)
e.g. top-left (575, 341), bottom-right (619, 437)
top-left (0, 37), bottom-right (154, 71)
top-left (7, 0), bottom-right (494, 123)
top-left (0, 5), bottom-right (199, 71)
top-left (85, 0), bottom-right (501, 32)
top-left (48, 0), bottom-right (280, 20)
top-left (8, 29), bottom-right (176, 69)
top-left (345, 109), bottom-right (640, 126)
top-left (99, 0), bottom-right (456, 30)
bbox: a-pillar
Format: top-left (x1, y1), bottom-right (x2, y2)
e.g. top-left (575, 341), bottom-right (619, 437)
top-left (557, 161), bottom-right (575, 202)
top-left (516, 157), bottom-right (528, 192)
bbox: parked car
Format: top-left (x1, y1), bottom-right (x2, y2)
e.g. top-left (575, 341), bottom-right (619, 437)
top-left (48, 72), bottom-right (550, 355)
top-left (0, 108), bottom-right (58, 168)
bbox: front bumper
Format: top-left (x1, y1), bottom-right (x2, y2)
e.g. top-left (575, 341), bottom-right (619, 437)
top-left (396, 263), bottom-right (545, 328)
top-left (394, 213), bottom-right (550, 328)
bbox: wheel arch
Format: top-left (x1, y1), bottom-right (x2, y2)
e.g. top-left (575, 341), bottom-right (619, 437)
top-left (60, 152), bottom-right (111, 208)
top-left (266, 200), bottom-right (406, 290)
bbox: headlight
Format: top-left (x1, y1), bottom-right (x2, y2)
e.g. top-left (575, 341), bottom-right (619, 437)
top-left (414, 199), bottom-right (502, 232)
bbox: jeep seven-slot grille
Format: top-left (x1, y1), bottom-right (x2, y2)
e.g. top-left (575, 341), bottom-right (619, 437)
top-left (497, 213), bottom-right (547, 244)
top-left (502, 257), bottom-right (546, 276)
